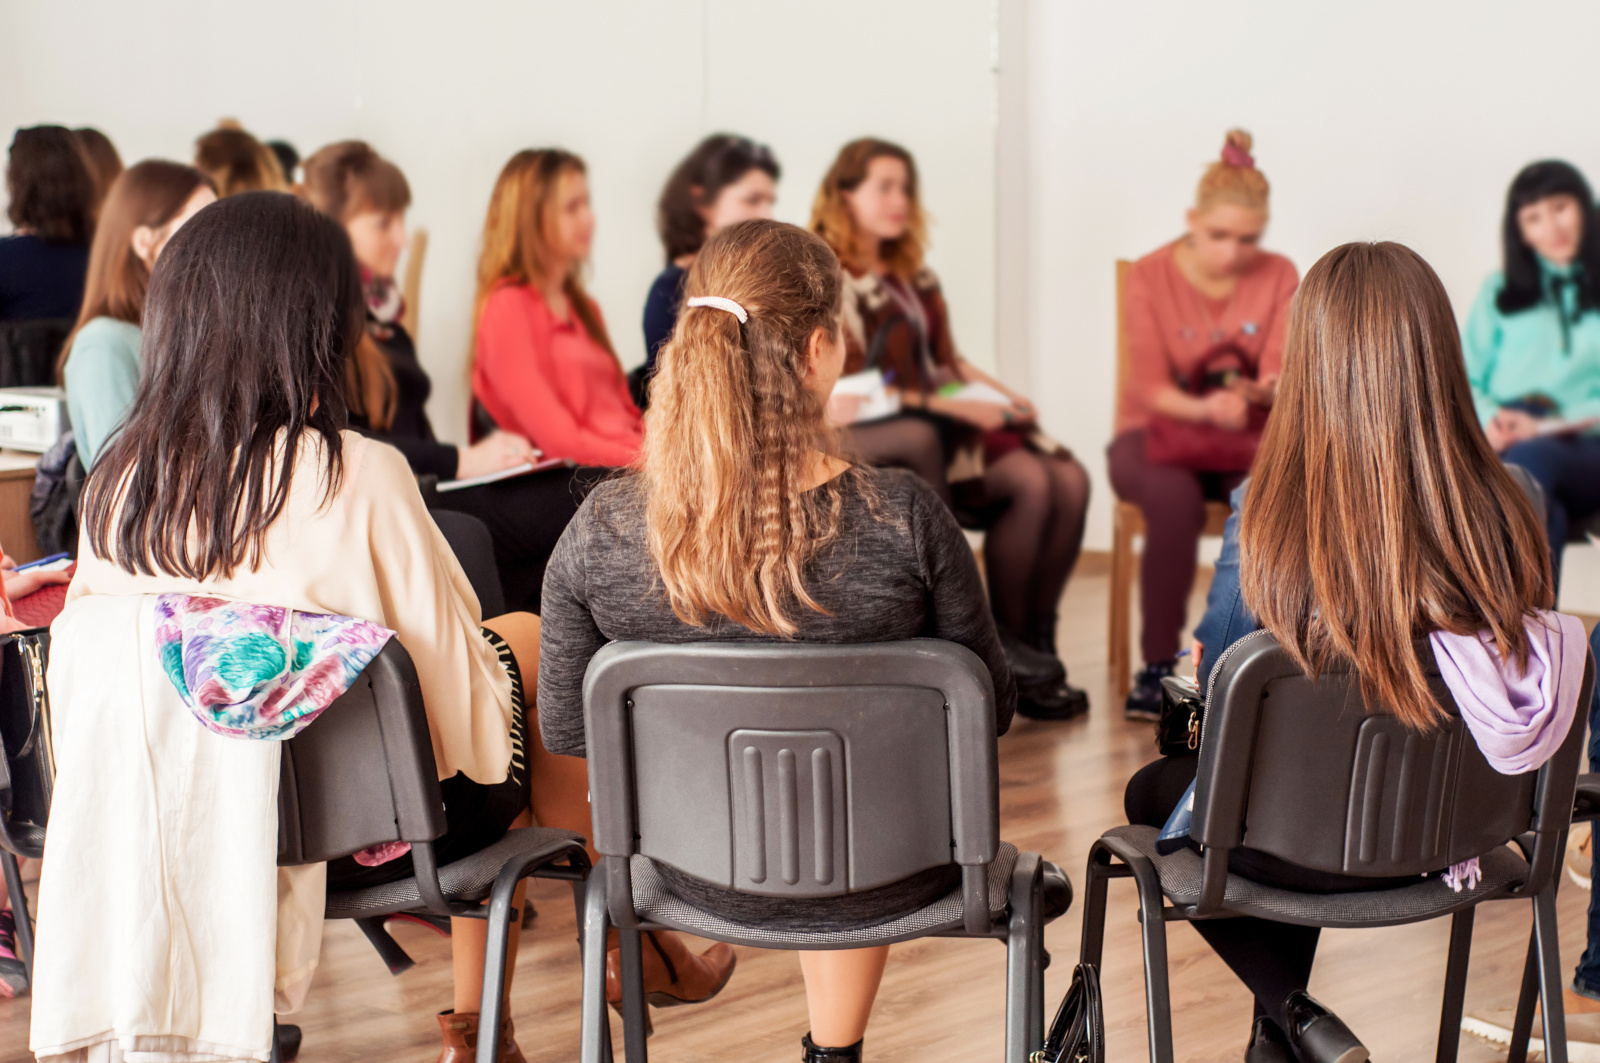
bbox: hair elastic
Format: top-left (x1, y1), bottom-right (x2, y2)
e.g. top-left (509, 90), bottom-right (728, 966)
top-left (686, 295), bottom-right (748, 323)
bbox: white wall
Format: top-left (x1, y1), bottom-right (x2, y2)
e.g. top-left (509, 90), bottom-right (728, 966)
top-left (1025, 0), bottom-right (1600, 550)
top-left (0, 0), bottom-right (997, 443)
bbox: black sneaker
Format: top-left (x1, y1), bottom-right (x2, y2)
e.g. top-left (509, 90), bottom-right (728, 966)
top-left (1018, 678), bottom-right (1090, 721)
top-left (1124, 660), bottom-right (1173, 722)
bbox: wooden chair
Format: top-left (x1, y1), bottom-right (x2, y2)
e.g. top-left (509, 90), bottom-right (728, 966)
top-left (1107, 259), bottom-right (1231, 699)
top-left (401, 228), bottom-right (428, 337)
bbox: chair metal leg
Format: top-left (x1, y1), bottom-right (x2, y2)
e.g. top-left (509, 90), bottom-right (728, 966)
top-left (476, 874), bottom-right (526, 1063)
top-left (618, 927), bottom-right (649, 1063)
top-left (1004, 851), bottom-right (1046, 1063)
top-left (1126, 856), bottom-right (1175, 1063)
top-left (2, 848), bottom-right (33, 975)
top-left (1435, 906), bottom-right (1475, 1063)
top-left (1078, 843), bottom-right (1118, 968)
top-left (268, 1019), bottom-right (283, 1063)
top-left (580, 873), bottom-right (614, 1063)
top-left (354, 915), bottom-right (416, 975)
top-left (1507, 932), bottom-right (1540, 1063)
top-left (1534, 887), bottom-right (1570, 1063)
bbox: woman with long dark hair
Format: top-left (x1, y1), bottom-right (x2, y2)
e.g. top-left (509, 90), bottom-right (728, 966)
top-left (1131, 242), bottom-right (1580, 1063)
top-left (59, 160), bottom-right (215, 465)
top-left (1465, 160), bottom-right (1600, 581)
top-left (35, 192), bottom-right (602, 1062)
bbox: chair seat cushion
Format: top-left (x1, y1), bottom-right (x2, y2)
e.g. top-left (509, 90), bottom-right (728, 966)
top-left (630, 842), bottom-right (1020, 948)
top-left (325, 826), bottom-right (585, 920)
top-left (1102, 824), bottom-right (1529, 929)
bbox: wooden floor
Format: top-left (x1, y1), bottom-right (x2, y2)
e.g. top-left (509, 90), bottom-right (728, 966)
top-left (0, 561), bottom-right (1584, 1062)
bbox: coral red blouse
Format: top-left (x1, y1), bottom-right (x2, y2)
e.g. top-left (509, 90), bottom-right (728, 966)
top-left (472, 282), bottom-right (643, 467)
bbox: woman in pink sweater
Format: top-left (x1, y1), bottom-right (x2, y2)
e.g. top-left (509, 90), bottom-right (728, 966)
top-left (472, 149), bottom-right (643, 467)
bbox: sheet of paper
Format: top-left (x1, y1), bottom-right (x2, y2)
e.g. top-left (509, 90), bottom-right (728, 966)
top-left (436, 456), bottom-right (574, 493)
top-left (943, 381), bottom-right (1013, 407)
top-left (1536, 416), bottom-right (1600, 437)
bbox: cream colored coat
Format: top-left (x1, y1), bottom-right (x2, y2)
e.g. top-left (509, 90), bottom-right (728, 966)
top-left (31, 432), bottom-right (514, 1062)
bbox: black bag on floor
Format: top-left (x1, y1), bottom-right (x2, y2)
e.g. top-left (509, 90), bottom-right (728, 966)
top-left (1035, 962), bottom-right (1104, 1063)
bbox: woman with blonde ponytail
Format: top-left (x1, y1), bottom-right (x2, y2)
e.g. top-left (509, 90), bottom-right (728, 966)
top-left (538, 219), bottom-right (1022, 1062)
top-left (1110, 128), bottom-right (1300, 722)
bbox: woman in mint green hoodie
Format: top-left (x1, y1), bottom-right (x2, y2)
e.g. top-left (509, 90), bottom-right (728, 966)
top-left (1465, 160), bottom-right (1600, 580)
top-left (58, 160), bottom-right (214, 467)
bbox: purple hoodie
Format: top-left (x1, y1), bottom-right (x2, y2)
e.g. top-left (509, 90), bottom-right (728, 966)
top-left (1430, 610), bottom-right (1587, 776)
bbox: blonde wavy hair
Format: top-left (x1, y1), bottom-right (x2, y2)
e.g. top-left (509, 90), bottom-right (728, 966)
top-left (810, 138), bottom-right (928, 278)
top-left (1196, 128), bottom-right (1270, 214)
top-left (471, 148), bottom-right (615, 369)
top-left (642, 219), bottom-right (854, 636)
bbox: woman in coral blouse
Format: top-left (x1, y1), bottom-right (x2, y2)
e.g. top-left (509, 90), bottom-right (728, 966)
top-left (472, 149), bottom-right (643, 468)
top-left (1109, 130), bottom-right (1298, 722)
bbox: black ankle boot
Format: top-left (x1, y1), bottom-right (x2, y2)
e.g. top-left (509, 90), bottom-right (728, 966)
top-left (996, 626), bottom-right (1066, 687)
top-left (1283, 991), bottom-right (1367, 1063)
top-left (801, 1032), bottom-right (863, 1061)
top-left (1245, 1015), bottom-right (1294, 1063)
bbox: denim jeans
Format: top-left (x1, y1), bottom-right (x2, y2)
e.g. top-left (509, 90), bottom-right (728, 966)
top-left (1574, 624), bottom-right (1600, 997)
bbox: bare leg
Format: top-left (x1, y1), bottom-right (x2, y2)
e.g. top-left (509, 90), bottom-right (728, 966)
top-left (799, 946), bottom-right (891, 1048)
top-left (450, 811), bottom-right (531, 1015)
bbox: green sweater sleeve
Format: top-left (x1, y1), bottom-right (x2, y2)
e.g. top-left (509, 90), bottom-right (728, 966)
top-left (63, 319), bottom-right (141, 467)
top-left (1462, 275), bottom-right (1504, 428)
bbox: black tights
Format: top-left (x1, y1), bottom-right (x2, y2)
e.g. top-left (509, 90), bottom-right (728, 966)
top-left (841, 417), bottom-right (950, 505)
top-left (1124, 755), bottom-right (1320, 1035)
top-left (982, 449), bottom-right (1090, 644)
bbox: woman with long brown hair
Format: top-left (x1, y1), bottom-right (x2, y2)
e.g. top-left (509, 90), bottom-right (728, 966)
top-left (299, 141), bottom-right (589, 612)
top-left (58, 159), bottom-right (215, 465)
top-left (1127, 242), bottom-right (1583, 1063)
top-left (471, 149), bottom-right (642, 466)
top-left (811, 137), bottom-right (1091, 720)
top-left (194, 121), bottom-right (288, 197)
top-left (537, 219), bottom-right (1030, 1062)
top-left (0, 125), bottom-right (98, 325)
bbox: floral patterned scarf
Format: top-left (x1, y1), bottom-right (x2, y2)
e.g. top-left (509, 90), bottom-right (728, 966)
top-left (361, 264), bottom-right (405, 341)
top-left (156, 594), bottom-right (394, 741)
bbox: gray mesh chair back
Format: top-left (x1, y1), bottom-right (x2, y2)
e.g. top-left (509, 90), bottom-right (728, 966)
top-left (1082, 630), bottom-right (1594, 1063)
top-left (279, 639), bottom-right (446, 866)
top-left (278, 638), bottom-right (590, 1063)
top-left (1189, 632), bottom-right (1581, 901)
top-left (579, 639), bottom-right (1061, 1063)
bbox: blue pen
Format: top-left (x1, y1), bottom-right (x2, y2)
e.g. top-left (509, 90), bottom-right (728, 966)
top-left (12, 552), bottom-right (69, 572)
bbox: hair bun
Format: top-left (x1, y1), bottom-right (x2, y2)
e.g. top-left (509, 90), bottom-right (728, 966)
top-left (1221, 129), bottom-right (1255, 169)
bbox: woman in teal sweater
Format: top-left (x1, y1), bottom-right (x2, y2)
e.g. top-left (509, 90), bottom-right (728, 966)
top-left (59, 160), bottom-right (214, 466)
top-left (1465, 160), bottom-right (1600, 580)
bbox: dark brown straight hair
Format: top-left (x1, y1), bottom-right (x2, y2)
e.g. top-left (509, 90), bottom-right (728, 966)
top-left (1240, 241), bottom-right (1553, 730)
top-left (75, 127), bottom-right (124, 214)
top-left (6, 125), bottom-right (97, 244)
top-left (83, 192), bottom-right (362, 580)
top-left (656, 134), bottom-right (779, 262)
top-left (59, 160), bottom-right (214, 379)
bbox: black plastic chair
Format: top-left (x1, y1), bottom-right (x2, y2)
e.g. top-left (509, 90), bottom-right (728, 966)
top-left (1080, 630), bottom-right (1593, 1063)
top-left (430, 508), bottom-right (507, 618)
top-left (0, 318), bottom-right (73, 388)
top-left (277, 638), bottom-right (590, 1063)
top-left (579, 639), bottom-right (1067, 1063)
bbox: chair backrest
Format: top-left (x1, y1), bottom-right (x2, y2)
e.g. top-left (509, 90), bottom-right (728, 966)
top-left (0, 318), bottom-right (73, 389)
top-left (430, 509), bottom-right (506, 617)
top-left (401, 228), bottom-right (428, 338)
top-left (1114, 259), bottom-right (1132, 406)
top-left (277, 639), bottom-right (447, 866)
top-left (583, 640), bottom-right (999, 922)
top-left (1193, 631), bottom-right (1591, 896)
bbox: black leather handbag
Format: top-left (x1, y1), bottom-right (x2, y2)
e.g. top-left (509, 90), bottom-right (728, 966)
top-left (0, 627), bottom-right (55, 848)
top-left (1035, 962), bottom-right (1105, 1063)
top-left (1156, 674), bottom-right (1205, 757)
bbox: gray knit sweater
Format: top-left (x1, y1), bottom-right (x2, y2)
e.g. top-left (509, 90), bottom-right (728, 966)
top-left (535, 467), bottom-right (1016, 758)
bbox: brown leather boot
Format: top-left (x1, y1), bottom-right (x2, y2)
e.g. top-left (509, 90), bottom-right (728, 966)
top-left (436, 1010), bottom-right (526, 1063)
top-left (604, 930), bottom-right (737, 1008)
